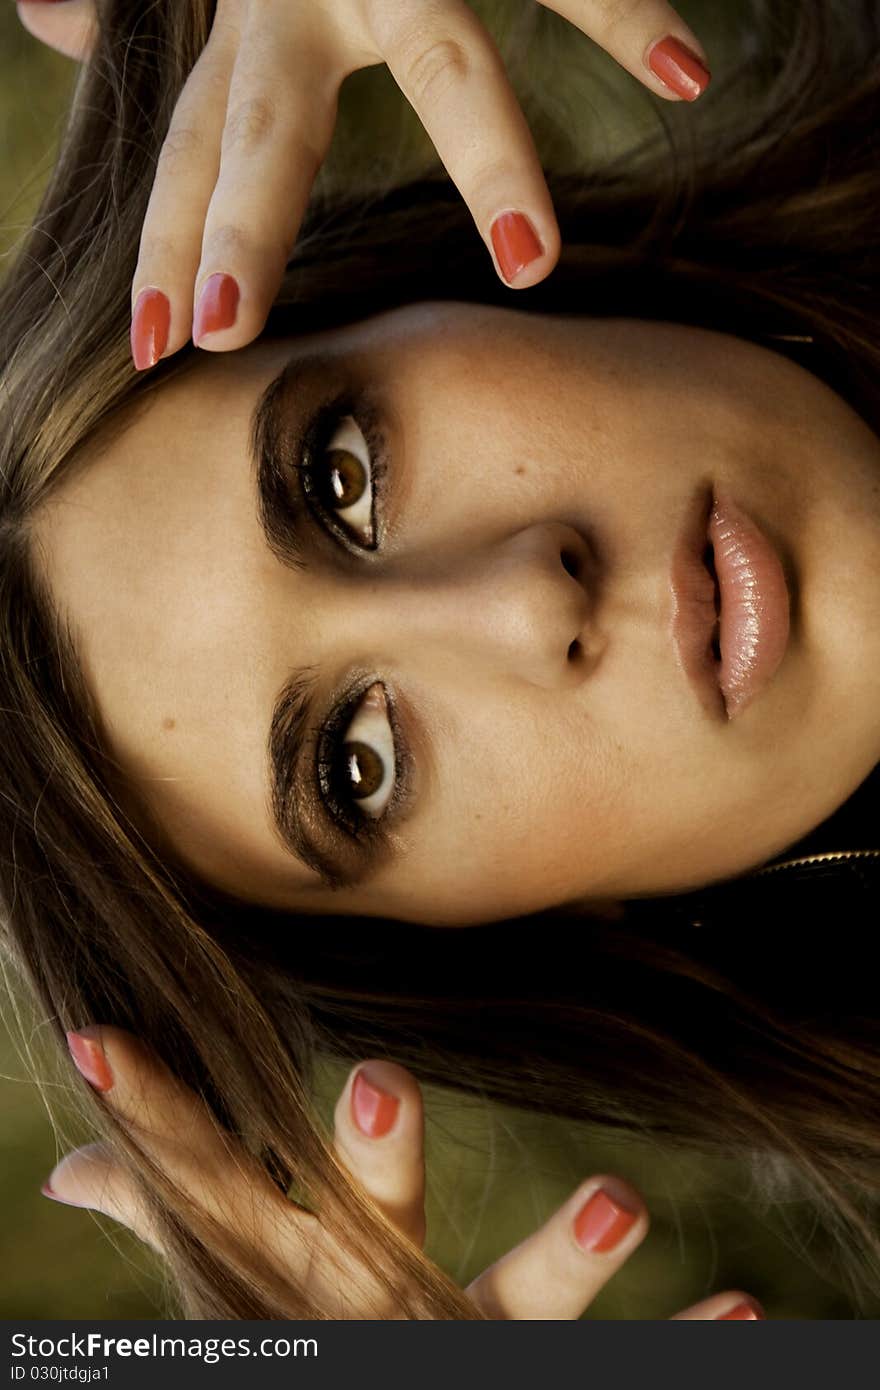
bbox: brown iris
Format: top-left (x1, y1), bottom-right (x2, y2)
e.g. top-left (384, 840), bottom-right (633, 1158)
top-left (342, 740), bottom-right (385, 800)
top-left (317, 448), bottom-right (367, 512)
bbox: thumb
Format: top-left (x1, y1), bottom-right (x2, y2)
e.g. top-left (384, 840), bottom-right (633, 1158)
top-left (42, 1141), bottom-right (163, 1251)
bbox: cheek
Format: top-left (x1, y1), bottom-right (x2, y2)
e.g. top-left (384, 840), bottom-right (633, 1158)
top-left (380, 697), bottom-right (630, 924)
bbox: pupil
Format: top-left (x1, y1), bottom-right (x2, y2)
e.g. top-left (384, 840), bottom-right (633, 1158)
top-left (322, 449), bottom-right (366, 510)
top-left (342, 741), bottom-right (384, 800)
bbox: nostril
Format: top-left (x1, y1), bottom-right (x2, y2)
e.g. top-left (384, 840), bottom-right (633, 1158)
top-left (561, 548), bottom-right (580, 579)
top-left (567, 638), bottom-right (582, 662)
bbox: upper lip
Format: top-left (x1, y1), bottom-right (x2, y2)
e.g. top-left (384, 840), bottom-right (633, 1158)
top-left (670, 486), bottom-right (791, 720)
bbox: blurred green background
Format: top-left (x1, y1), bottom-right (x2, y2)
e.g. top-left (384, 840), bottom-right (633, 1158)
top-left (0, 1), bottom-right (875, 1321)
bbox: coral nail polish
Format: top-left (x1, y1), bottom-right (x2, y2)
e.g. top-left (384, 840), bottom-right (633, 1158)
top-left (573, 1187), bottom-right (639, 1252)
top-left (490, 212), bottom-right (543, 285)
top-left (717, 1300), bottom-right (765, 1320)
top-left (66, 1029), bottom-right (113, 1092)
top-left (192, 273), bottom-right (239, 345)
top-left (130, 287), bottom-right (170, 371)
top-left (351, 1069), bottom-right (399, 1138)
top-left (647, 37), bottom-right (711, 102)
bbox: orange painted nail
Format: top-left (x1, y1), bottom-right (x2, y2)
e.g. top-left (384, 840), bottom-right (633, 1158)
top-left (351, 1068), bottom-right (399, 1138)
top-left (647, 37), bottom-right (711, 101)
top-left (130, 287), bottom-right (170, 371)
top-left (573, 1187), bottom-right (639, 1253)
top-left (490, 212), bottom-right (543, 285)
top-left (66, 1028), bottom-right (113, 1092)
top-left (193, 273), bottom-right (239, 345)
top-left (717, 1300), bottom-right (765, 1320)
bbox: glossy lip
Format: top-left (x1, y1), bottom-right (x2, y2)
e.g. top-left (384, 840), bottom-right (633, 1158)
top-left (670, 487), bottom-right (790, 720)
top-left (709, 489), bottom-right (790, 719)
top-left (670, 487), bottom-right (723, 719)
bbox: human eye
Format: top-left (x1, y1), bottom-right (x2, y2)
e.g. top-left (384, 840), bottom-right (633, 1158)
top-left (299, 404), bottom-right (386, 551)
top-left (317, 680), bottom-right (401, 834)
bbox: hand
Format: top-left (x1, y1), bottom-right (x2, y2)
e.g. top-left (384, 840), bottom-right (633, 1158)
top-left (44, 1026), bottom-right (763, 1320)
top-left (16, 0), bottom-right (711, 369)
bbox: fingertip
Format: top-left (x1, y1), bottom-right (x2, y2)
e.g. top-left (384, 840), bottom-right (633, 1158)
top-left (716, 1294), bottom-right (765, 1320)
top-left (489, 210), bottom-right (561, 290)
top-left (66, 1025), bottom-right (156, 1102)
top-left (192, 272), bottom-right (240, 347)
top-left (15, 0), bottom-right (98, 63)
top-left (41, 1177), bottom-right (82, 1209)
top-left (337, 1058), bottom-right (422, 1141)
top-left (351, 1066), bottom-right (400, 1138)
top-left (66, 1025), bottom-right (113, 1092)
top-left (645, 36), bottom-right (711, 103)
top-left (42, 1141), bottom-right (108, 1211)
top-left (131, 287), bottom-right (171, 371)
top-left (569, 1173), bottom-right (649, 1255)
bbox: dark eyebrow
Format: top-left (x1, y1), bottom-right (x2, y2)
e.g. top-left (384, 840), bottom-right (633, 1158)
top-left (250, 354), bottom-right (367, 892)
top-left (250, 355), bottom-right (315, 571)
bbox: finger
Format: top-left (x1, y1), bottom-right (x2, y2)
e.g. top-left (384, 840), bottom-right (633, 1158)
top-left (63, 1025), bottom-right (291, 1252)
top-left (41, 1140), bottom-right (163, 1251)
top-left (189, 13), bottom-right (339, 352)
top-left (672, 1292), bottom-right (766, 1320)
top-left (332, 1061), bottom-right (426, 1246)
top-left (373, 1), bottom-right (560, 289)
top-left (59, 1028), bottom-right (420, 1316)
top-left (130, 14), bottom-right (240, 368)
top-left (66, 1025), bottom-right (228, 1163)
top-left (542, 0), bottom-right (711, 103)
top-left (15, 0), bottom-right (98, 62)
top-left (466, 1173), bottom-right (648, 1319)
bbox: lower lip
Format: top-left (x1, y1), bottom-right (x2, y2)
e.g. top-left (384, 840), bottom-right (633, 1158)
top-left (710, 491), bottom-right (790, 719)
top-left (671, 489), bottom-right (790, 720)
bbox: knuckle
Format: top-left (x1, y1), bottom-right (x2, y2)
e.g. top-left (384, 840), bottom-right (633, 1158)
top-left (463, 152), bottom-right (517, 199)
top-left (222, 94), bottom-right (277, 154)
top-left (135, 232), bottom-right (179, 276)
top-left (592, 0), bottom-right (650, 42)
top-left (396, 32), bottom-right (471, 107)
top-left (202, 220), bottom-right (288, 277)
top-left (156, 123), bottom-right (206, 180)
top-left (202, 222), bottom-right (252, 264)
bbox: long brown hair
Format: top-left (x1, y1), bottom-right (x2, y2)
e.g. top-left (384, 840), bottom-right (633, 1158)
top-left (1, 0), bottom-right (879, 1317)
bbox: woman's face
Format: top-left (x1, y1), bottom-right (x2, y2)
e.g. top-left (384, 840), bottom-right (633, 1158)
top-left (35, 303), bottom-right (880, 924)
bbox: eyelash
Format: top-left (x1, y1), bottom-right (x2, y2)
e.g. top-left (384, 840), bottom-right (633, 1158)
top-left (296, 393), bottom-right (407, 843)
top-left (297, 392), bottom-right (389, 553)
top-left (315, 675), bottom-right (411, 842)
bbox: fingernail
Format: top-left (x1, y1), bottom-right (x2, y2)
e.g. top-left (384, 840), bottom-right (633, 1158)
top-left (490, 212), bottom-right (543, 285)
top-left (66, 1028), bottom-right (113, 1092)
top-left (130, 287), bottom-right (170, 371)
top-left (351, 1067), bottom-right (400, 1138)
top-left (716, 1299), bottom-right (765, 1320)
top-left (193, 273), bottom-right (239, 345)
top-left (40, 1179), bottom-right (81, 1208)
top-left (647, 37), bottom-right (711, 102)
top-left (573, 1186), bottom-right (639, 1253)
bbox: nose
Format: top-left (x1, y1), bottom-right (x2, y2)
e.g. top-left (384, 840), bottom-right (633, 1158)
top-left (332, 522), bottom-right (600, 689)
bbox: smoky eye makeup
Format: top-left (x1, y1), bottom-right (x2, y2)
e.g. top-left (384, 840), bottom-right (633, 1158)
top-left (296, 393), bottom-right (406, 840)
top-left (262, 355), bottom-right (415, 870)
top-left (293, 387), bottom-right (390, 556)
top-left (315, 675), bottom-right (413, 844)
